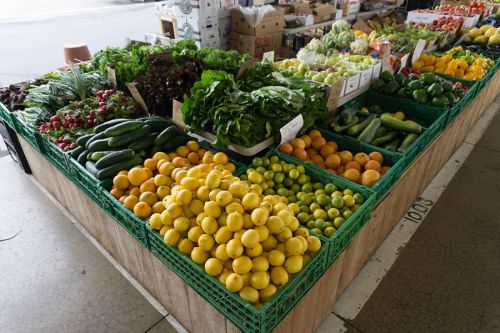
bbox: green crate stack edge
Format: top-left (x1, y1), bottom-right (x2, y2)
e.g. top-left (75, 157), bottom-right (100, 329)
top-left (0, 102), bottom-right (15, 130)
top-left (324, 91), bottom-right (448, 168)
top-left (10, 113), bottom-right (46, 154)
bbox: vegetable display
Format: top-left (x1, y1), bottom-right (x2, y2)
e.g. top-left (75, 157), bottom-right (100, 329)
top-left (465, 24), bottom-right (500, 45)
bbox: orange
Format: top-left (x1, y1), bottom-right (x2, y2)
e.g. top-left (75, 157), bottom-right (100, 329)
top-left (110, 188), bottom-right (124, 199)
top-left (311, 155), bottom-right (325, 168)
top-left (327, 168), bottom-right (336, 174)
top-left (186, 140), bottom-right (200, 152)
top-left (152, 152), bottom-right (169, 162)
top-left (308, 129), bottom-right (321, 139)
top-left (198, 148), bottom-right (207, 157)
top-left (172, 157), bottom-right (188, 168)
top-left (380, 166), bottom-right (391, 175)
top-left (152, 201), bottom-right (165, 214)
top-left (326, 141), bottom-right (338, 152)
top-left (345, 161), bottom-right (361, 171)
top-left (124, 195), bottom-right (138, 210)
top-left (343, 169), bottom-right (360, 183)
top-left (143, 167), bottom-right (153, 179)
top-left (311, 136), bottom-right (326, 150)
top-left (156, 158), bottom-right (168, 170)
top-left (118, 170), bottom-right (128, 176)
top-left (320, 145), bottom-right (335, 159)
top-left (290, 138), bottom-right (305, 150)
top-left (338, 150), bottom-right (353, 165)
top-left (361, 170), bottom-right (380, 187)
top-left (129, 187), bottom-right (141, 197)
top-left (305, 159), bottom-right (313, 163)
top-left (133, 202), bottom-right (152, 219)
top-left (353, 152), bottom-right (370, 167)
top-left (140, 179), bottom-right (157, 193)
top-left (119, 196), bottom-right (127, 203)
top-left (167, 152), bottom-right (177, 160)
top-left (187, 152), bottom-right (200, 165)
top-left (113, 174), bottom-right (129, 190)
top-left (159, 162), bottom-right (175, 176)
top-left (368, 152), bottom-right (384, 164)
top-left (336, 165), bottom-right (345, 175)
top-left (139, 191), bottom-right (158, 206)
top-left (292, 148), bottom-right (307, 161)
top-left (176, 145), bottom-right (190, 158)
top-left (325, 154), bottom-right (341, 169)
top-left (213, 152), bottom-right (229, 165)
top-left (174, 169), bottom-right (188, 184)
top-left (365, 160), bottom-right (381, 172)
top-left (306, 148), bottom-right (318, 157)
top-left (143, 158), bottom-right (157, 171)
top-left (301, 135), bottom-right (312, 149)
top-left (202, 152), bottom-right (214, 164)
top-left (128, 167), bottom-right (148, 186)
top-left (279, 143), bottom-right (293, 155)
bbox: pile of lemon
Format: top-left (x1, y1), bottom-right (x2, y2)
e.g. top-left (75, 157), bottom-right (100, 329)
top-left (148, 163), bottom-right (321, 306)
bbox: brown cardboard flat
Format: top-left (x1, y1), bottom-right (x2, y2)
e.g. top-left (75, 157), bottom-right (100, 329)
top-left (231, 7), bottom-right (284, 36)
top-left (229, 31), bottom-right (283, 58)
top-left (312, 3), bottom-right (335, 23)
top-left (294, 2), bottom-right (313, 15)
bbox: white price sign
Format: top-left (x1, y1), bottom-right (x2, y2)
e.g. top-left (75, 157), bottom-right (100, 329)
top-left (279, 114), bottom-right (304, 146)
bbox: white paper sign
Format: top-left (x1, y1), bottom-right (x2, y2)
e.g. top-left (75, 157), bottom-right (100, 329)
top-left (279, 114), bottom-right (304, 146)
top-left (398, 53), bottom-right (410, 72)
top-left (262, 51), bottom-right (275, 62)
top-left (411, 39), bottom-right (427, 65)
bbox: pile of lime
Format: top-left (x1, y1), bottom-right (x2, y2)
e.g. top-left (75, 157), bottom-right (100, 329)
top-left (242, 155), bottom-right (366, 238)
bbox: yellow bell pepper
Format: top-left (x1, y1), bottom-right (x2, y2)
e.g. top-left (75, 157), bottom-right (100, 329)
top-left (457, 59), bottom-right (468, 69)
top-left (444, 68), bottom-right (456, 76)
top-left (413, 60), bottom-right (425, 70)
top-left (441, 55), bottom-right (452, 63)
top-left (434, 58), bottom-right (446, 68)
top-left (463, 73), bottom-right (476, 80)
top-left (434, 67), bottom-right (445, 74)
top-left (424, 55), bottom-right (436, 66)
top-left (473, 58), bottom-right (485, 67)
top-left (422, 66), bottom-right (435, 73)
top-left (456, 69), bottom-right (465, 78)
top-left (446, 62), bottom-right (458, 70)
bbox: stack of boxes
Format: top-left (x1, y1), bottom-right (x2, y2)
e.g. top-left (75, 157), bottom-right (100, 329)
top-left (229, 7), bottom-right (285, 58)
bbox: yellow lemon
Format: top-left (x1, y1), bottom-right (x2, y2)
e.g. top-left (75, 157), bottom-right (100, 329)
top-left (191, 247), bottom-right (209, 265)
top-left (270, 266), bottom-right (289, 286)
top-left (164, 229), bottom-right (180, 246)
top-left (259, 284), bottom-right (277, 303)
top-left (241, 229), bottom-right (260, 248)
top-left (215, 191), bottom-right (233, 207)
top-left (226, 202), bottom-right (244, 215)
top-left (201, 216), bottom-right (218, 235)
top-left (214, 226), bottom-right (233, 244)
top-left (226, 239), bottom-right (244, 258)
top-left (204, 201), bottom-right (221, 218)
top-left (242, 192), bottom-right (260, 211)
top-left (251, 208), bottom-right (269, 226)
top-left (149, 213), bottom-right (162, 230)
top-left (232, 256), bottom-right (253, 274)
top-left (250, 271), bottom-right (270, 290)
top-left (284, 255), bottom-right (303, 274)
top-left (285, 237), bottom-right (303, 256)
top-left (307, 236), bottom-right (321, 252)
top-left (205, 258), bottom-right (224, 276)
top-left (198, 234), bottom-right (215, 251)
top-left (252, 256), bottom-right (269, 272)
top-left (215, 244), bottom-right (230, 261)
top-left (187, 226), bottom-right (204, 242)
top-left (261, 235), bottom-right (277, 251)
top-left (178, 238), bottom-right (194, 255)
top-left (268, 250), bottom-right (285, 266)
top-left (227, 212), bottom-right (244, 232)
top-left (226, 273), bottom-right (244, 292)
top-left (267, 216), bottom-right (285, 234)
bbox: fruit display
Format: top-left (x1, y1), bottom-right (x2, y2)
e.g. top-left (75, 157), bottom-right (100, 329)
top-left (371, 71), bottom-right (467, 107)
top-left (242, 155), bottom-right (367, 238)
top-left (410, 16), bottom-right (464, 31)
top-left (414, 3), bottom-right (488, 16)
top-left (481, 12), bottom-right (500, 29)
top-left (465, 24), bottom-right (500, 45)
top-left (0, 84), bottom-right (28, 111)
top-left (278, 129), bottom-right (391, 186)
top-left (413, 47), bottom-right (494, 80)
top-left (146, 158), bottom-right (322, 306)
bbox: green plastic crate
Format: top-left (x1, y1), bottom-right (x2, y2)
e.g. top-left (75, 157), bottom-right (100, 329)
top-left (69, 157), bottom-right (110, 201)
top-left (11, 113), bottom-right (45, 153)
top-left (0, 102), bottom-right (15, 130)
top-left (146, 223), bottom-right (328, 333)
top-left (43, 140), bottom-right (75, 176)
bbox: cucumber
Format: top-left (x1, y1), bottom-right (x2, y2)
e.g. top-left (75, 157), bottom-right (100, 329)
top-left (77, 149), bottom-right (89, 165)
top-left (94, 119), bottom-right (130, 133)
top-left (380, 115), bottom-right (422, 133)
top-left (90, 151), bottom-right (116, 161)
top-left (357, 118), bottom-right (382, 143)
top-left (96, 155), bottom-right (143, 180)
top-left (155, 125), bottom-right (180, 146)
top-left (108, 125), bottom-right (150, 148)
top-left (85, 132), bottom-right (106, 149)
top-left (347, 115), bottom-right (375, 136)
top-left (371, 130), bottom-right (398, 146)
top-left (163, 135), bottom-right (190, 151)
top-left (128, 133), bottom-right (155, 152)
top-left (397, 133), bottom-right (418, 152)
top-left (383, 138), bottom-right (401, 152)
top-left (143, 118), bottom-right (174, 132)
top-left (70, 146), bottom-right (85, 159)
top-left (333, 116), bottom-right (359, 133)
top-left (95, 149), bottom-right (135, 170)
top-left (88, 138), bottom-right (111, 152)
top-left (150, 145), bottom-right (163, 155)
top-left (76, 134), bottom-right (93, 146)
top-left (374, 126), bottom-right (388, 138)
top-left (104, 120), bottom-right (144, 137)
top-left (85, 161), bottom-right (99, 177)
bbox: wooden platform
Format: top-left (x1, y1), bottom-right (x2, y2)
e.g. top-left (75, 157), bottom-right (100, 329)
top-left (17, 71), bottom-right (500, 332)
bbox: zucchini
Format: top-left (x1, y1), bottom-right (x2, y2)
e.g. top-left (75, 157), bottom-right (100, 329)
top-left (383, 138), bottom-right (401, 151)
top-left (155, 125), bottom-right (180, 146)
top-left (380, 115), bottom-right (422, 133)
top-left (374, 126), bottom-right (388, 138)
top-left (143, 118), bottom-right (174, 132)
top-left (85, 161), bottom-right (99, 177)
top-left (163, 135), bottom-right (190, 151)
top-left (104, 120), bottom-right (144, 137)
top-left (70, 146), bottom-right (85, 159)
top-left (96, 155), bottom-right (143, 180)
top-left (397, 133), bottom-right (418, 152)
top-left (340, 108), bottom-right (357, 124)
top-left (357, 118), bottom-right (382, 143)
top-left (150, 145), bottom-right (163, 155)
top-left (90, 151), bottom-right (116, 161)
top-left (95, 149), bottom-right (135, 169)
top-left (88, 138), bottom-right (111, 152)
top-left (85, 132), bottom-right (106, 149)
top-left (77, 149), bottom-right (89, 165)
top-left (371, 130), bottom-right (398, 146)
top-left (108, 125), bottom-right (150, 148)
top-left (93, 118), bottom-right (130, 133)
top-left (346, 115), bottom-right (375, 136)
top-left (76, 134), bottom-right (93, 146)
top-left (128, 133), bottom-right (155, 152)
top-left (333, 116), bottom-right (359, 133)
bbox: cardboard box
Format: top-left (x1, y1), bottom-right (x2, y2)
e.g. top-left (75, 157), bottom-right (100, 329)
top-left (218, 16), bottom-right (231, 46)
top-left (171, 0), bottom-right (218, 19)
top-left (312, 3), bottom-right (335, 23)
top-left (294, 2), bottom-right (313, 15)
top-left (176, 16), bottom-right (221, 47)
top-left (231, 7), bottom-right (284, 35)
top-left (229, 31), bottom-right (283, 58)
top-left (285, 13), bottom-right (314, 26)
top-left (218, 0), bottom-right (238, 18)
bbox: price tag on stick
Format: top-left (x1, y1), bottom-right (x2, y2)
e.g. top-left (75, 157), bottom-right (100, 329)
top-left (107, 67), bottom-right (117, 87)
top-left (262, 51), bottom-right (275, 62)
top-left (279, 114), bottom-right (304, 146)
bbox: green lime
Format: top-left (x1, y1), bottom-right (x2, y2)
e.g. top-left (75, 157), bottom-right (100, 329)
top-left (270, 155), bottom-right (279, 163)
top-left (274, 173), bottom-right (285, 184)
top-left (297, 165), bottom-right (305, 174)
top-left (332, 191), bottom-right (343, 198)
top-left (246, 168), bottom-right (255, 175)
top-left (331, 197), bottom-right (344, 209)
top-left (324, 227), bottom-right (336, 237)
top-left (351, 204), bottom-right (361, 213)
top-left (334, 217), bottom-right (345, 229)
top-left (324, 183), bottom-right (337, 194)
top-left (325, 221), bottom-right (333, 228)
top-left (315, 219), bottom-right (327, 229)
top-left (291, 184), bottom-right (301, 193)
top-left (343, 189), bottom-right (354, 196)
top-left (299, 195), bottom-right (312, 206)
top-left (283, 177), bottom-right (294, 188)
top-left (280, 160), bottom-right (286, 166)
top-left (310, 202), bottom-right (321, 212)
top-left (289, 168), bottom-right (300, 180)
top-left (262, 157), bottom-right (270, 167)
top-left (343, 195), bottom-right (355, 207)
top-left (313, 182), bottom-right (324, 191)
top-left (299, 205), bottom-right (310, 214)
top-left (271, 163), bottom-right (282, 173)
top-left (342, 210), bottom-right (353, 220)
top-left (327, 208), bottom-right (340, 219)
top-left (240, 175), bottom-right (248, 181)
top-left (297, 174), bottom-right (308, 185)
top-left (260, 182), bottom-right (268, 191)
top-left (301, 183), bottom-right (313, 193)
top-left (306, 221), bottom-right (316, 229)
top-left (340, 206), bottom-right (349, 214)
top-left (313, 209), bottom-right (327, 220)
top-left (315, 189), bottom-right (326, 197)
top-left (252, 157), bottom-right (263, 167)
top-left (311, 228), bottom-right (323, 235)
top-left (264, 189), bottom-right (275, 195)
top-left (316, 194), bottom-right (331, 206)
top-left (277, 188), bottom-right (289, 197)
top-left (264, 170), bottom-right (275, 180)
top-left (288, 195), bottom-right (296, 203)
top-left (323, 204), bottom-right (333, 211)
top-left (266, 180), bottom-right (275, 188)
top-left (276, 183), bottom-right (284, 190)
top-left (354, 193), bottom-right (365, 204)
top-left (297, 212), bottom-right (309, 224)
top-left (256, 166), bottom-right (266, 174)
top-left (282, 164), bottom-right (292, 173)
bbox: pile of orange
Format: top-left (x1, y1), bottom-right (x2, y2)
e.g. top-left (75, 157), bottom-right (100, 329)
top-left (278, 129), bottom-right (390, 187)
top-left (109, 140), bottom-right (236, 219)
